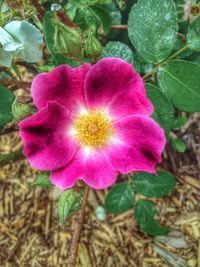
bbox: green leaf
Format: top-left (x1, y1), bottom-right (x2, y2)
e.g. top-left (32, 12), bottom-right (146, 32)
top-left (65, 3), bottom-right (78, 20)
top-left (58, 189), bottom-right (84, 225)
top-left (91, 5), bottom-right (111, 34)
top-left (53, 54), bottom-right (80, 67)
top-left (98, 0), bottom-right (112, 4)
top-left (135, 200), bottom-right (170, 236)
top-left (74, 7), bottom-right (100, 32)
top-left (128, 0), bottom-right (177, 63)
top-left (36, 65), bottom-right (55, 73)
top-left (173, 116), bottom-right (188, 129)
top-left (133, 171), bottom-right (176, 198)
top-left (193, 55), bottom-right (200, 66)
top-left (109, 2), bottom-right (121, 25)
top-left (158, 60), bottom-right (200, 112)
top-left (12, 98), bottom-right (32, 121)
top-left (105, 182), bottom-right (134, 214)
top-left (0, 85), bottom-right (15, 130)
top-left (172, 37), bottom-right (193, 59)
top-left (1, 0), bottom-right (9, 13)
top-left (31, 172), bottom-right (53, 188)
top-left (44, 11), bottom-right (55, 53)
top-left (11, 63), bottom-right (21, 78)
top-left (102, 41), bottom-right (133, 63)
top-left (43, 12), bottom-right (80, 67)
top-left (172, 138), bottom-right (186, 153)
top-left (187, 16), bottom-right (200, 51)
top-left (106, 2), bottom-right (121, 39)
top-left (68, 0), bottom-right (92, 6)
top-left (145, 83), bottom-right (174, 133)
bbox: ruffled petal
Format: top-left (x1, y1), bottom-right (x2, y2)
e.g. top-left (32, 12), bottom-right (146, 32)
top-left (32, 63), bottom-right (91, 114)
top-left (50, 148), bottom-right (118, 190)
top-left (19, 101), bottom-right (78, 171)
top-left (103, 115), bottom-right (166, 173)
top-left (85, 58), bottom-right (153, 119)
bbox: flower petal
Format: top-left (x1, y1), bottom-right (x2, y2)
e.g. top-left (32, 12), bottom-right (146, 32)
top-left (5, 21), bottom-right (43, 63)
top-left (19, 101), bottom-right (78, 171)
top-left (51, 148), bottom-right (118, 190)
top-left (32, 63), bottom-right (91, 114)
top-left (0, 48), bottom-right (13, 67)
top-left (85, 58), bottom-right (153, 119)
top-left (0, 26), bottom-right (22, 52)
top-left (103, 115), bottom-right (166, 173)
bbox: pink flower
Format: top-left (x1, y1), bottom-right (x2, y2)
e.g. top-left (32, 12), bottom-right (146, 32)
top-left (19, 58), bottom-right (165, 190)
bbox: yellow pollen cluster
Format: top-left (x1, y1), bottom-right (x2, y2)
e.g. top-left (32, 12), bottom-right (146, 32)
top-left (74, 109), bottom-right (113, 147)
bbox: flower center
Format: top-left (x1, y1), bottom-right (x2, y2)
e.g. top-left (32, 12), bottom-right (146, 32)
top-left (74, 109), bottom-right (113, 147)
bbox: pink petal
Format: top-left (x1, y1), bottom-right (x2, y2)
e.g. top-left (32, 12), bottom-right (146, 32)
top-left (32, 63), bottom-right (91, 114)
top-left (50, 148), bottom-right (118, 190)
top-left (103, 115), bottom-right (166, 173)
top-left (85, 58), bottom-right (153, 119)
top-left (19, 101), bottom-right (78, 171)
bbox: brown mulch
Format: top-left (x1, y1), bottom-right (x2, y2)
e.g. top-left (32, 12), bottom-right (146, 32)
top-left (0, 67), bottom-right (199, 266)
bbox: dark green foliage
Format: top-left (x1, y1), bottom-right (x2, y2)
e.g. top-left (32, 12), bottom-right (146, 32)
top-left (105, 182), bottom-right (135, 214)
top-left (145, 83), bottom-right (175, 134)
top-left (133, 171), bottom-right (176, 198)
top-left (135, 200), bottom-right (170, 236)
top-left (0, 85), bottom-right (15, 131)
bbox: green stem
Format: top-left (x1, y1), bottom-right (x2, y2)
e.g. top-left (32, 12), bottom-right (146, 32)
top-left (0, 148), bottom-right (24, 166)
top-left (142, 67), bottom-right (158, 81)
top-left (143, 45), bottom-right (189, 81)
top-left (165, 45), bottom-right (189, 62)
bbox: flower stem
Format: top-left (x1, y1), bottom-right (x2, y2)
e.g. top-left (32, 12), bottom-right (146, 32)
top-left (68, 186), bottom-right (90, 267)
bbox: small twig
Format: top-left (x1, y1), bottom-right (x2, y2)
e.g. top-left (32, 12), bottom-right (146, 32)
top-left (15, 61), bottom-right (38, 74)
top-left (17, 96), bottom-right (33, 104)
top-left (30, 0), bottom-right (45, 22)
top-left (0, 148), bottom-right (24, 166)
top-left (56, 10), bottom-right (77, 28)
top-left (1, 79), bottom-right (31, 91)
top-left (178, 32), bottom-right (187, 43)
top-left (68, 186), bottom-right (90, 267)
top-left (0, 125), bottom-right (18, 135)
top-left (111, 24), bottom-right (128, 30)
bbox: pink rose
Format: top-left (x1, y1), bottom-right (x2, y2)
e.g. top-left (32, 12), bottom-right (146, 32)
top-left (19, 58), bottom-right (165, 189)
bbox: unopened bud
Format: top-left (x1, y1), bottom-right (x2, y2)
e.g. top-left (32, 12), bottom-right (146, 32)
top-left (191, 4), bottom-right (200, 16)
top-left (53, 22), bottom-right (83, 58)
top-left (85, 32), bottom-right (102, 58)
top-left (12, 98), bottom-right (32, 121)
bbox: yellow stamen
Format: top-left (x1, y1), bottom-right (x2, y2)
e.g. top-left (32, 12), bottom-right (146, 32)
top-left (74, 109), bottom-right (113, 147)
